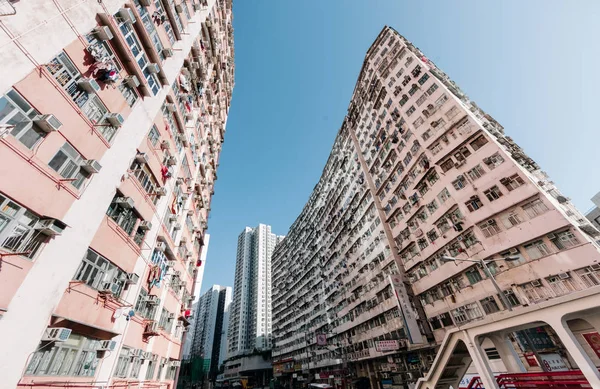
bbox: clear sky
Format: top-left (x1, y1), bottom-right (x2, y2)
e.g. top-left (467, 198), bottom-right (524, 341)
top-left (200, 1), bottom-right (600, 294)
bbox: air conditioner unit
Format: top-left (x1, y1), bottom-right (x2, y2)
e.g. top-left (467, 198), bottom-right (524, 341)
top-left (169, 214), bottom-right (178, 222)
top-left (33, 114), bottom-right (62, 132)
top-left (145, 321), bottom-right (159, 333)
top-left (147, 63), bottom-right (160, 74)
top-left (191, 61), bottom-right (200, 69)
top-left (166, 103), bottom-right (176, 112)
top-left (167, 260), bottom-right (176, 268)
top-left (175, 4), bottom-right (183, 12)
top-left (531, 280), bottom-right (542, 287)
top-left (558, 272), bottom-right (570, 280)
top-left (141, 351), bottom-right (152, 359)
top-left (139, 220), bottom-right (152, 231)
top-left (156, 187), bottom-right (167, 197)
top-left (167, 156), bottom-right (177, 166)
top-left (100, 282), bottom-right (120, 295)
top-left (181, 193), bottom-right (189, 201)
top-left (118, 8), bottom-right (136, 24)
top-left (171, 360), bottom-right (181, 367)
top-left (144, 295), bottom-right (159, 305)
top-left (156, 242), bottom-right (166, 252)
top-left (185, 113), bottom-right (193, 121)
top-left (106, 113), bottom-right (125, 127)
top-left (124, 75), bottom-right (140, 88)
top-left (168, 312), bottom-right (176, 320)
top-left (98, 339), bottom-right (117, 351)
top-left (42, 327), bottom-right (72, 342)
top-left (125, 273), bottom-right (139, 285)
top-left (91, 25), bottom-right (113, 41)
top-left (134, 153), bottom-right (149, 164)
top-left (547, 233), bottom-right (556, 239)
top-left (590, 264), bottom-right (600, 271)
top-left (162, 48), bottom-right (174, 58)
top-left (173, 271), bottom-right (181, 278)
top-left (175, 177), bottom-right (184, 185)
top-left (174, 223), bottom-right (182, 230)
top-left (81, 159), bottom-right (102, 174)
top-left (34, 218), bottom-right (66, 236)
top-left (131, 348), bottom-right (143, 357)
top-left (151, 354), bottom-right (159, 361)
top-left (115, 196), bottom-right (135, 209)
top-left (78, 78), bottom-right (101, 93)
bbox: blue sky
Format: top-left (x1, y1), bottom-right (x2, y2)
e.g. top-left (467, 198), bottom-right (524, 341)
top-left (200, 1), bottom-right (600, 293)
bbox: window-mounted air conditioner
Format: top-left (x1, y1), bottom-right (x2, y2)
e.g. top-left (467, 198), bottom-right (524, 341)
top-left (98, 340), bottom-right (117, 351)
top-left (147, 63), bottom-right (160, 74)
top-left (141, 351), bottom-right (152, 359)
top-left (93, 26), bottom-right (113, 41)
top-left (175, 4), bottom-right (183, 13)
top-left (162, 48), bottom-right (174, 58)
top-left (81, 159), bottom-right (102, 174)
top-left (145, 321), bottom-right (159, 333)
top-left (115, 196), bottom-right (135, 209)
top-left (125, 75), bottom-right (140, 88)
top-left (135, 152), bottom-right (149, 164)
top-left (33, 114), bottom-right (62, 133)
top-left (34, 218), bottom-right (66, 236)
top-left (156, 187), bottom-right (167, 197)
top-left (156, 242), bottom-right (167, 252)
top-left (531, 280), bottom-right (542, 287)
top-left (139, 220), bottom-right (152, 230)
top-left (175, 177), bottom-right (184, 185)
top-left (166, 156), bottom-right (177, 166)
top-left (42, 327), bottom-right (72, 342)
top-left (166, 103), bottom-right (176, 112)
top-left (106, 113), bottom-right (125, 127)
top-left (558, 272), bottom-right (570, 280)
top-left (590, 264), bottom-right (600, 271)
top-left (173, 222), bottom-right (182, 230)
top-left (167, 260), bottom-right (176, 268)
top-left (171, 360), bottom-right (181, 367)
top-left (168, 313), bottom-right (176, 320)
top-left (125, 273), bottom-right (139, 285)
top-left (144, 295), bottom-right (159, 305)
top-left (118, 8), bottom-right (136, 24)
top-left (131, 348), bottom-right (143, 357)
top-left (78, 78), bottom-right (101, 93)
top-left (101, 282), bottom-right (121, 295)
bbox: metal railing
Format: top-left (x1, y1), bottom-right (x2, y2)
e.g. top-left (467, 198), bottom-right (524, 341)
top-left (466, 370), bottom-right (592, 389)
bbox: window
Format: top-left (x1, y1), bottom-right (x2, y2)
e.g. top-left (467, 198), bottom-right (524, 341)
top-left (440, 159), bottom-right (454, 173)
top-left (436, 218), bottom-right (450, 234)
top-left (134, 288), bottom-right (159, 319)
top-left (466, 268), bottom-right (483, 285)
top-left (114, 347), bottom-right (132, 378)
top-left (524, 240), bottom-right (552, 260)
top-left (416, 93), bottom-right (427, 107)
top-left (501, 174), bottom-right (526, 191)
top-left (135, 1), bottom-right (166, 59)
top-left (413, 117), bottom-right (424, 129)
top-left (399, 94), bottom-right (409, 106)
top-left (426, 200), bottom-right (439, 214)
top-left (421, 129), bottom-right (432, 141)
top-left (0, 89), bottom-right (45, 149)
top-left (26, 333), bottom-right (101, 377)
top-left (426, 83), bottom-right (439, 95)
top-left (521, 282), bottom-right (551, 302)
top-left (501, 248), bottom-right (526, 268)
top-left (118, 19), bottom-right (160, 95)
top-left (470, 135), bottom-right (489, 151)
top-left (406, 105), bottom-right (416, 117)
top-left (452, 176), bottom-right (466, 190)
top-left (575, 267), bottom-right (600, 288)
top-left (437, 188), bottom-right (451, 203)
top-left (502, 290), bottom-right (521, 308)
top-left (522, 199), bottom-right (549, 218)
top-left (130, 356), bottom-right (143, 378)
top-left (146, 358), bottom-right (157, 380)
top-left (546, 274), bottom-right (581, 296)
top-left (418, 73), bottom-right (430, 85)
top-left (106, 195), bottom-right (141, 235)
top-left (479, 219), bottom-right (501, 238)
top-left (118, 82), bottom-right (139, 107)
top-left (466, 164), bottom-right (486, 181)
top-left (465, 196), bottom-right (483, 212)
top-left (483, 152), bottom-right (505, 170)
top-left (166, 362), bottom-right (178, 379)
top-left (480, 296), bottom-right (500, 314)
top-left (454, 146), bottom-right (471, 161)
top-left (445, 106), bottom-right (460, 120)
top-left (0, 194), bottom-right (48, 259)
top-left (549, 230), bottom-right (579, 250)
top-left (130, 161), bottom-right (160, 203)
top-left (501, 210), bottom-right (523, 229)
top-left (484, 186), bottom-right (503, 202)
top-left (73, 248), bottom-right (126, 295)
top-left (48, 142), bottom-right (90, 189)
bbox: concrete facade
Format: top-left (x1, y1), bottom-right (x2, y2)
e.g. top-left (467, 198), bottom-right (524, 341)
top-left (271, 26), bottom-right (600, 389)
top-left (0, 0), bottom-right (234, 388)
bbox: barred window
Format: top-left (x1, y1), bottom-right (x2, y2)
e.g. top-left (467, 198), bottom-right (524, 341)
top-left (0, 89), bottom-right (45, 149)
top-left (0, 194), bottom-right (48, 259)
top-left (73, 248), bottom-right (126, 295)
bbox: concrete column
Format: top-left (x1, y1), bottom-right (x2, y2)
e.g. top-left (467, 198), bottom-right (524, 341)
top-left (488, 334), bottom-right (526, 373)
top-left (463, 331), bottom-right (499, 389)
top-left (547, 318), bottom-right (600, 387)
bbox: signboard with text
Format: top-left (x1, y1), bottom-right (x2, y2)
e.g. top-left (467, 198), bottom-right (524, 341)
top-left (583, 332), bottom-right (600, 358)
top-left (388, 275), bottom-right (424, 344)
top-left (375, 340), bottom-right (400, 352)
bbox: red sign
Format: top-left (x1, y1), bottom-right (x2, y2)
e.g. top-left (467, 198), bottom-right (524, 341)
top-left (583, 332), bottom-right (600, 358)
top-left (524, 352), bottom-right (539, 367)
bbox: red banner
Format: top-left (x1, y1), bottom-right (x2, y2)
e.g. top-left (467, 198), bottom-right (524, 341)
top-left (583, 332), bottom-right (600, 358)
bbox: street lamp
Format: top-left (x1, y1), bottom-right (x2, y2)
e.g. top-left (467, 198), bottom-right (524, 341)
top-left (440, 255), bottom-right (548, 372)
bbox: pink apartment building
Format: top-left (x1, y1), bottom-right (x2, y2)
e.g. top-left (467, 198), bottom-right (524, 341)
top-left (0, 0), bottom-right (233, 388)
top-left (272, 27), bottom-right (600, 389)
